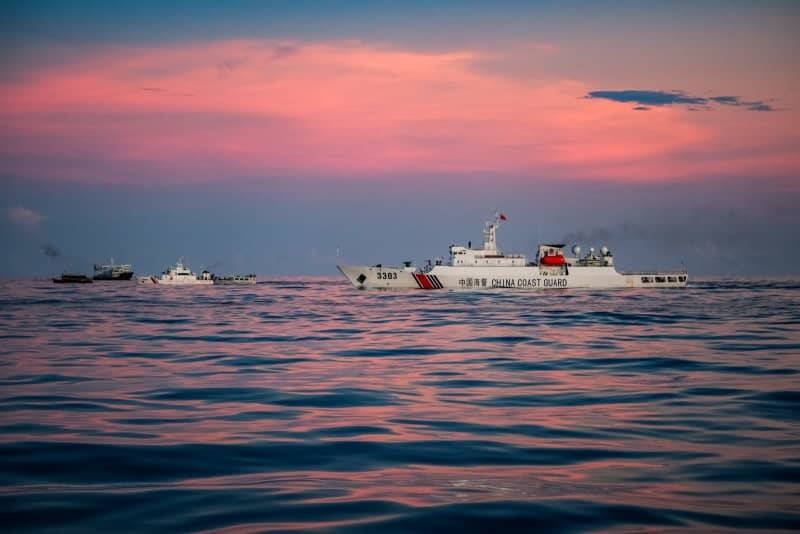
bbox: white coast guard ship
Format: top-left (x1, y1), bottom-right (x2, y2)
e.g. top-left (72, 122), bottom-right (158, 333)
top-left (338, 214), bottom-right (687, 290)
top-left (138, 258), bottom-right (214, 285)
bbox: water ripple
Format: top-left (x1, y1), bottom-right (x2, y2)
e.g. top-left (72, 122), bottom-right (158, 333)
top-left (0, 277), bottom-right (798, 531)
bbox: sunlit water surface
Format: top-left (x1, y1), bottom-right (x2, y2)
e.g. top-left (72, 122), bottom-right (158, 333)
top-left (1, 278), bottom-right (798, 532)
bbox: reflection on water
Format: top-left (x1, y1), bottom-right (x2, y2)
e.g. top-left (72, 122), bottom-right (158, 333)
top-left (1, 278), bottom-right (799, 531)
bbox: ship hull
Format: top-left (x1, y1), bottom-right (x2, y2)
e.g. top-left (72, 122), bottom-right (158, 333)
top-left (138, 276), bottom-right (213, 285)
top-left (93, 271), bottom-right (134, 281)
top-left (338, 264), bottom-right (687, 290)
top-left (53, 275), bottom-right (93, 284)
top-left (214, 276), bottom-right (257, 285)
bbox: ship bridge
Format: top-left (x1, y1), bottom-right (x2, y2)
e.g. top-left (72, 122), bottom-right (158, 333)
top-left (448, 216), bottom-right (527, 267)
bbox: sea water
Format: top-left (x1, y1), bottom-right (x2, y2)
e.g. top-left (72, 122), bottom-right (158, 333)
top-left (0, 278), bottom-right (798, 532)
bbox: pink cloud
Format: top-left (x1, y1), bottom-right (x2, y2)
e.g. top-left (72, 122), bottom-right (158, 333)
top-left (6, 206), bottom-right (46, 229)
top-left (0, 39), bottom-right (797, 184)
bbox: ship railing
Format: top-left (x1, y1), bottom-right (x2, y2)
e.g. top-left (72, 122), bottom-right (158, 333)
top-left (623, 270), bottom-right (688, 275)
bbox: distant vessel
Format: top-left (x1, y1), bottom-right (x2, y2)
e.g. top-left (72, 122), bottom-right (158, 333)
top-left (138, 258), bottom-right (213, 285)
top-left (53, 273), bottom-right (93, 284)
top-left (339, 214), bottom-right (688, 290)
top-left (214, 274), bottom-right (257, 285)
top-left (93, 258), bottom-right (134, 280)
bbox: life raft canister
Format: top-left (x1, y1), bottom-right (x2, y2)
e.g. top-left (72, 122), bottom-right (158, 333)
top-left (540, 254), bottom-right (565, 266)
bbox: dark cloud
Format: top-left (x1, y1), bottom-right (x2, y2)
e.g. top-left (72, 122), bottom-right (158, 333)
top-left (272, 44), bottom-right (299, 60)
top-left (709, 96), bottom-right (736, 105)
top-left (711, 95), bottom-right (776, 111)
top-left (42, 244), bottom-right (60, 258)
top-left (587, 90), bottom-right (777, 112)
top-left (140, 87), bottom-right (196, 97)
top-left (747, 103), bottom-right (775, 112)
top-left (216, 58), bottom-right (242, 76)
top-left (587, 90), bottom-right (707, 106)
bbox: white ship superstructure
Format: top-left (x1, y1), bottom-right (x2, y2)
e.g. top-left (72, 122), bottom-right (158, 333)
top-left (338, 214), bottom-right (687, 290)
top-left (93, 258), bottom-right (134, 280)
top-left (138, 258), bottom-right (213, 285)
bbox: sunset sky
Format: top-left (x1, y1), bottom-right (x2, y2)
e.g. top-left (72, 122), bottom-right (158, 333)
top-left (1, 1), bottom-right (798, 276)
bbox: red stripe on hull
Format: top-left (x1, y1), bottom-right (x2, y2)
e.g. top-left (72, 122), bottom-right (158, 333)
top-left (415, 273), bottom-right (434, 289)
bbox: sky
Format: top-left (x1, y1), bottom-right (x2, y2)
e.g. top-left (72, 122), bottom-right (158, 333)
top-left (1, 0), bottom-right (798, 277)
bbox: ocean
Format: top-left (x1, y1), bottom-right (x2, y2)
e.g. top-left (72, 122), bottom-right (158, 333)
top-left (1, 278), bottom-right (798, 532)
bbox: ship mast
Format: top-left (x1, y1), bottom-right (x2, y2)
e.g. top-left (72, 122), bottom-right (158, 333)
top-left (483, 213), bottom-right (501, 252)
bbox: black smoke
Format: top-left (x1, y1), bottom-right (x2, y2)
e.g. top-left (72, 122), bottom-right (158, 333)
top-left (42, 244), bottom-right (61, 258)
